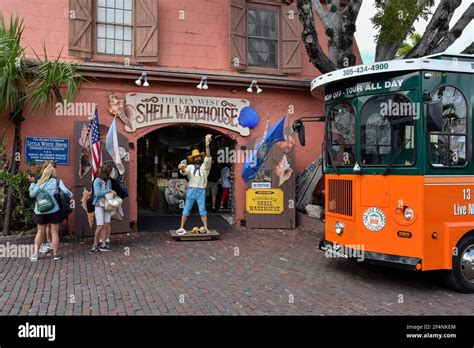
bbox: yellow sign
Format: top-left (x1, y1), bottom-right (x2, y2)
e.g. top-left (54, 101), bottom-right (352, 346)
top-left (246, 189), bottom-right (284, 214)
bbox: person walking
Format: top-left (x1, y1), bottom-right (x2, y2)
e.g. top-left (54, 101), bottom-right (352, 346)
top-left (219, 164), bottom-right (231, 210)
top-left (176, 134), bottom-right (212, 234)
top-left (90, 164), bottom-right (116, 254)
top-left (29, 166), bottom-right (72, 261)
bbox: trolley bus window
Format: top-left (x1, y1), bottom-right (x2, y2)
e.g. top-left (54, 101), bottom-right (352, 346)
top-left (361, 94), bottom-right (416, 166)
top-left (328, 102), bottom-right (356, 166)
top-left (429, 86), bottom-right (468, 167)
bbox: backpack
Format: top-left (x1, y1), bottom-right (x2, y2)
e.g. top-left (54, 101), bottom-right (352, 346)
top-left (86, 179), bottom-right (96, 213)
top-left (55, 179), bottom-right (73, 221)
top-left (36, 185), bottom-right (55, 213)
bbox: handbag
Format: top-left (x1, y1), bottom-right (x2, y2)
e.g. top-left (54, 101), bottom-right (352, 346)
top-left (105, 192), bottom-right (123, 212)
top-left (55, 179), bottom-right (73, 221)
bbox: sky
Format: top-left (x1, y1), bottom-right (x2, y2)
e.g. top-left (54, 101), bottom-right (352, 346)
top-left (354, 0), bottom-right (474, 64)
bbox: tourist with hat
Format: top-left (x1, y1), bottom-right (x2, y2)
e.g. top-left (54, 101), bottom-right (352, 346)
top-left (177, 134), bottom-right (212, 234)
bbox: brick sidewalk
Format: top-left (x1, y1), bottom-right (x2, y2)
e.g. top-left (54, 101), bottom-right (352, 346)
top-left (0, 227), bottom-right (473, 315)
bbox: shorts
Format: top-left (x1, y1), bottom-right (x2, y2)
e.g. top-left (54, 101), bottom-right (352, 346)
top-left (34, 211), bottom-right (61, 225)
top-left (183, 187), bottom-right (207, 217)
top-left (95, 206), bottom-right (112, 225)
top-left (207, 182), bottom-right (218, 196)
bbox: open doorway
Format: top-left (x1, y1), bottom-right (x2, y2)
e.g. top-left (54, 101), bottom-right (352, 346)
top-left (137, 125), bottom-right (236, 231)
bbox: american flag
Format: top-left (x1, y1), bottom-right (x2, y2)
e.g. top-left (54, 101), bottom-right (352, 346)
top-left (89, 109), bottom-right (102, 181)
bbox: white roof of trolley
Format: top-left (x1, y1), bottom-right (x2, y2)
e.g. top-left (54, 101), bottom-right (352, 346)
top-left (311, 53), bottom-right (474, 93)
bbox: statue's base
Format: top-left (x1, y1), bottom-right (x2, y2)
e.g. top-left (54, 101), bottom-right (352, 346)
top-left (169, 229), bottom-right (220, 241)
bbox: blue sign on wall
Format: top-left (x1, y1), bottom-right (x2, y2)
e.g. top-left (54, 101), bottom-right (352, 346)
top-left (25, 137), bottom-right (70, 165)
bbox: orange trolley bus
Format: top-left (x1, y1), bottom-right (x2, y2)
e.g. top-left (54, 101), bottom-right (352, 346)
top-left (294, 54), bottom-right (474, 293)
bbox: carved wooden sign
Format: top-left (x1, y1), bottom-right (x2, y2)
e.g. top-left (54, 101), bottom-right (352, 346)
top-left (108, 92), bottom-right (251, 136)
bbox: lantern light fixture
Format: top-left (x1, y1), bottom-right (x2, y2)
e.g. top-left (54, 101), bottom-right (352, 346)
top-left (135, 72), bottom-right (149, 87)
top-left (247, 80), bottom-right (262, 93)
top-left (197, 76), bottom-right (208, 90)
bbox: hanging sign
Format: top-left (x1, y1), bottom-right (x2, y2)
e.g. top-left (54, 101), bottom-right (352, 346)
top-left (25, 137), bottom-right (69, 165)
top-left (246, 189), bottom-right (284, 214)
top-left (251, 182), bottom-right (271, 189)
top-left (121, 93), bottom-right (251, 136)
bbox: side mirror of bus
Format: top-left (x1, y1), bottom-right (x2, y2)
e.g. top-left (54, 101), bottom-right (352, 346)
top-left (426, 101), bottom-right (443, 132)
top-left (292, 120), bottom-right (306, 146)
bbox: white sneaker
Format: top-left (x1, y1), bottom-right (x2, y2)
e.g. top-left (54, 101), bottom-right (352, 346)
top-left (40, 242), bottom-right (53, 254)
top-left (31, 254), bottom-right (38, 262)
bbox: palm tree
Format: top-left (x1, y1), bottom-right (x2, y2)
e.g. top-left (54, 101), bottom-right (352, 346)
top-left (396, 32), bottom-right (422, 59)
top-left (0, 16), bottom-right (82, 235)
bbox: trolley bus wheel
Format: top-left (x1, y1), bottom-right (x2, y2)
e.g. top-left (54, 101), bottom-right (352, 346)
top-left (443, 234), bottom-right (474, 293)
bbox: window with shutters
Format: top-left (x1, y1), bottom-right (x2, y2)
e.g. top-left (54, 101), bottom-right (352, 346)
top-left (69, 0), bottom-right (158, 63)
top-left (229, 0), bottom-right (302, 74)
top-left (248, 8), bottom-right (278, 68)
top-left (96, 0), bottom-right (133, 56)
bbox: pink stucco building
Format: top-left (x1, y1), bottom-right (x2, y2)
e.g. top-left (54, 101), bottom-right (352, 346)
top-left (1, 0), bottom-right (361, 234)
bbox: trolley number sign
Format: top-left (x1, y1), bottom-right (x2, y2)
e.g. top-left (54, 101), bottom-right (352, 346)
top-left (342, 62), bottom-right (390, 77)
top-left (25, 137), bottom-right (70, 165)
top-left (246, 189), bottom-right (284, 214)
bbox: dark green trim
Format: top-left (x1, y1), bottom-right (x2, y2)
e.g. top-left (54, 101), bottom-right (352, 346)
top-left (323, 69), bottom-right (474, 176)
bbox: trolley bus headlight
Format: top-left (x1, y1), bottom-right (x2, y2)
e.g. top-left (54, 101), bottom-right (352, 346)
top-left (404, 207), bottom-right (414, 221)
top-left (335, 221), bottom-right (344, 235)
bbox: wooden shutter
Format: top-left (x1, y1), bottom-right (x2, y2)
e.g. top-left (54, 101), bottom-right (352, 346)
top-left (134, 0), bottom-right (159, 63)
top-left (281, 3), bottom-right (302, 73)
top-left (229, 0), bottom-right (247, 70)
top-left (69, 0), bottom-right (93, 59)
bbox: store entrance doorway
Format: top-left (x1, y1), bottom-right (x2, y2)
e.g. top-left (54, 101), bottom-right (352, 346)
top-left (137, 125), bottom-right (236, 231)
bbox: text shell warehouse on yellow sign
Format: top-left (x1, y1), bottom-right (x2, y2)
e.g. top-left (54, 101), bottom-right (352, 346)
top-left (246, 189), bottom-right (284, 214)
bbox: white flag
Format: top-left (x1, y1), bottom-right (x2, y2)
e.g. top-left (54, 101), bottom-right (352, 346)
top-left (106, 117), bottom-right (125, 175)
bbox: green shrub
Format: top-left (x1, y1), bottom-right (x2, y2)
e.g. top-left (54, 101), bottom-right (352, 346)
top-left (0, 168), bottom-right (38, 233)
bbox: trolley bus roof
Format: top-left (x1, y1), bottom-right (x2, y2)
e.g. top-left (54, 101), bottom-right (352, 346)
top-left (311, 53), bottom-right (474, 95)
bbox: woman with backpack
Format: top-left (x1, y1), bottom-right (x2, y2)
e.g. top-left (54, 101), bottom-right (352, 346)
top-left (35, 161), bottom-right (55, 255)
top-left (90, 164), bottom-right (116, 254)
top-left (29, 166), bottom-right (72, 261)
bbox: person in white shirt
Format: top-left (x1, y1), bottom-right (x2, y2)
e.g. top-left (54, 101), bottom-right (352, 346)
top-left (177, 134), bottom-right (212, 233)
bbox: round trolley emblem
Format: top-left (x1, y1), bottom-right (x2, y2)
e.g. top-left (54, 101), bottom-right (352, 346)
top-left (363, 207), bottom-right (386, 232)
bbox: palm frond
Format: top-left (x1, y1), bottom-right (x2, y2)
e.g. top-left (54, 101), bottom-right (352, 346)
top-left (396, 31), bottom-right (423, 58)
top-left (410, 32), bottom-right (422, 46)
top-left (27, 42), bottom-right (83, 111)
top-left (0, 15), bottom-right (26, 119)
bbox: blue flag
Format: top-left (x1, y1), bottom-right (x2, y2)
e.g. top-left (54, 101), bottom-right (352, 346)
top-left (242, 115), bottom-right (287, 183)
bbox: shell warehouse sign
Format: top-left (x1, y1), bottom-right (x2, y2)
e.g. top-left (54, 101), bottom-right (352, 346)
top-left (119, 93), bottom-right (250, 136)
top-left (246, 189), bottom-right (284, 214)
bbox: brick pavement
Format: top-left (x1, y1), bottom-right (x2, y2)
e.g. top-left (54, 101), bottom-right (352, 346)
top-left (0, 226), bottom-right (473, 315)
